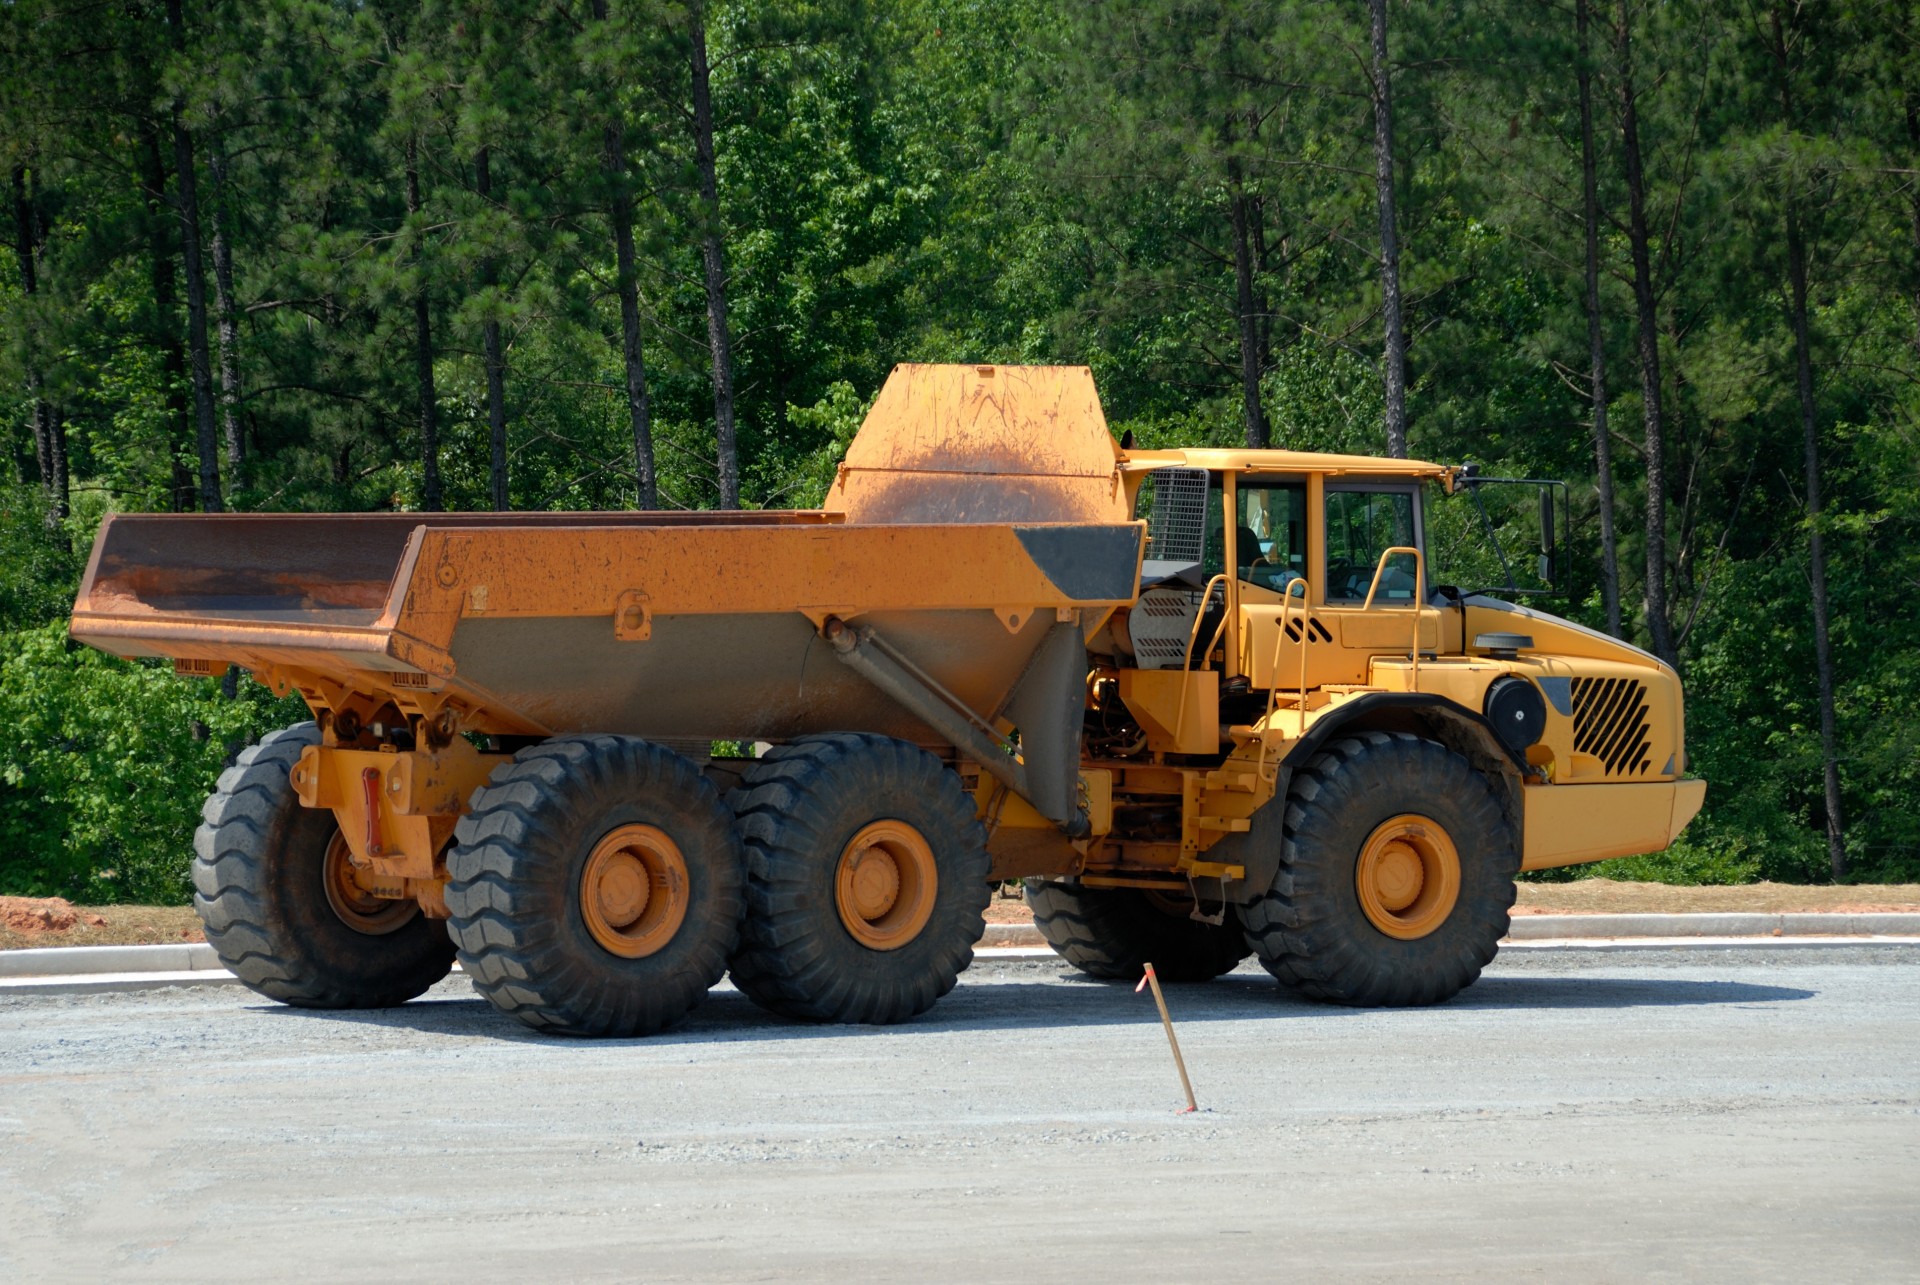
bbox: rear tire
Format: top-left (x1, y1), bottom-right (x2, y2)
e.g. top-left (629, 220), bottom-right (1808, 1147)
top-left (728, 734), bottom-right (990, 1024)
top-left (193, 722), bottom-right (456, 1008)
top-left (1241, 731), bottom-right (1518, 1006)
top-left (444, 735), bottom-right (745, 1037)
top-left (1025, 881), bottom-right (1249, 982)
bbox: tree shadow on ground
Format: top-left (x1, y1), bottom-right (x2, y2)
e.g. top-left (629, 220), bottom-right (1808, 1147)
top-left (257, 965), bottom-right (1815, 1048)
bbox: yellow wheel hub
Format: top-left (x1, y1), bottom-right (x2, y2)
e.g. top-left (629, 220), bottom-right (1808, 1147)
top-left (1354, 814), bottom-right (1461, 940)
top-left (320, 831), bottom-right (417, 936)
top-left (581, 824), bottom-right (690, 959)
top-left (834, 820), bottom-right (937, 951)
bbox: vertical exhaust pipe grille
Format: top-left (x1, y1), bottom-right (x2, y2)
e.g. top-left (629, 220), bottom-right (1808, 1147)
top-left (1571, 677), bottom-right (1651, 776)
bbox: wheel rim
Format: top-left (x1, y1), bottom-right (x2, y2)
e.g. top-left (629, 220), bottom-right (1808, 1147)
top-left (1354, 814), bottom-right (1461, 940)
top-left (834, 820), bottom-right (937, 951)
top-left (580, 824), bottom-right (691, 959)
top-left (321, 831), bottom-right (418, 936)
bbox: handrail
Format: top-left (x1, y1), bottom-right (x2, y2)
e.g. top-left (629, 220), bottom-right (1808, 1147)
top-left (1359, 545), bottom-right (1426, 688)
top-left (1172, 573), bottom-right (1230, 751)
top-left (1179, 574), bottom-right (1231, 674)
top-left (1255, 576), bottom-right (1310, 780)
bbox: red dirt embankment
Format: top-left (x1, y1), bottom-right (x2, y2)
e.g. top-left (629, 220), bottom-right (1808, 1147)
top-left (0, 898), bottom-right (202, 950)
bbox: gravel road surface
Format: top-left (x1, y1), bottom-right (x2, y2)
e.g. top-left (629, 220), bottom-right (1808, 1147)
top-left (3, 947), bottom-right (1917, 1282)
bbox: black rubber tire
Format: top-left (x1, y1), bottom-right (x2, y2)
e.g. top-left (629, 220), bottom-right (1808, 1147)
top-left (1241, 730), bottom-right (1518, 1006)
top-left (727, 734), bottom-right (991, 1024)
top-left (193, 722), bottom-right (456, 1008)
top-left (444, 735), bottom-right (745, 1037)
top-left (1024, 881), bottom-right (1249, 982)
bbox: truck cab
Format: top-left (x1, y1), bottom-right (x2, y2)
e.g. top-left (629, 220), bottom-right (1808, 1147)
top-left (1068, 445), bottom-right (1704, 898)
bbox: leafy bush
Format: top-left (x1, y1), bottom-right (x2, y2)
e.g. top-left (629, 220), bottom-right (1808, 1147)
top-left (0, 624), bottom-right (306, 903)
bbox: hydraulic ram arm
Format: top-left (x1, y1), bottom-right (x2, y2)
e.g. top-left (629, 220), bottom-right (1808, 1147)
top-left (823, 616), bottom-right (1092, 838)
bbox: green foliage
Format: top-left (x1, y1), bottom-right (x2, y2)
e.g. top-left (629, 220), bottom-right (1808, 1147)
top-left (0, 624), bottom-right (306, 902)
top-left (0, 487), bottom-right (80, 630)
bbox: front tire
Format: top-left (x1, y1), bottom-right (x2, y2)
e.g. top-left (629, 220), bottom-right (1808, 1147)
top-left (444, 735), bottom-right (745, 1037)
top-left (193, 722), bottom-right (456, 1008)
top-left (1025, 881), bottom-right (1249, 982)
top-left (727, 734), bottom-right (991, 1024)
top-left (1241, 731), bottom-right (1518, 1006)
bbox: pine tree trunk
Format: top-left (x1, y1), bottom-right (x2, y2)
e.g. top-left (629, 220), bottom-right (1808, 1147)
top-left (142, 125), bottom-right (195, 513)
top-left (593, 0), bottom-right (657, 509)
top-left (1771, 7), bottom-right (1846, 879)
top-left (208, 144), bottom-right (245, 482)
top-left (11, 163), bottom-right (66, 526)
top-left (1577, 0), bottom-right (1621, 637)
top-left (165, 0), bottom-right (222, 513)
top-left (1369, 0), bottom-right (1408, 458)
top-left (406, 140), bottom-right (443, 513)
top-left (1226, 151), bottom-right (1268, 450)
top-left (1250, 197), bottom-right (1275, 385)
top-left (1614, 1), bottom-right (1675, 666)
top-left (46, 404), bottom-right (68, 525)
top-left (475, 145), bottom-right (509, 511)
top-left (1905, 88), bottom-right (1920, 363)
top-left (690, 1), bottom-right (740, 509)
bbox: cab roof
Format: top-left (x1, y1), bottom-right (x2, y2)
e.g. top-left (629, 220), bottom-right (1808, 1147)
top-left (1119, 447), bottom-right (1456, 484)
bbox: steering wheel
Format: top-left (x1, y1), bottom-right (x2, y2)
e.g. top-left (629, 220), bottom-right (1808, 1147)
top-left (1326, 558), bottom-right (1365, 600)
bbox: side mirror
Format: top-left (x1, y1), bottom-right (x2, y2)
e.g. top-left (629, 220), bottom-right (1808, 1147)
top-left (1537, 486), bottom-right (1556, 586)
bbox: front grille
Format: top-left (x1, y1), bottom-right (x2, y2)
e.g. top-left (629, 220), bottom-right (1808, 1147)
top-left (1571, 677), bottom-right (1651, 776)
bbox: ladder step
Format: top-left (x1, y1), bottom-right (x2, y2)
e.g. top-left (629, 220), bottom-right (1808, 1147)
top-left (1196, 816), bottom-right (1251, 833)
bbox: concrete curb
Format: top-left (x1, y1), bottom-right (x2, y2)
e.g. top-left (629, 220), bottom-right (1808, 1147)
top-left (0, 943), bottom-right (223, 979)
top-left (1505, 912), bottom-right (1920, 940)
top-left (1497, 935), bottom-right (1920, 952)
top-left (3, 914), bottom-right (1918, 995)
top-left (985, 913), bottom-right (1920, 950)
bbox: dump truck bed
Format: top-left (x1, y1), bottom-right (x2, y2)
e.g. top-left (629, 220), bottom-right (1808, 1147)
top-left (71, 510), bottom-right (1143, 742)
top-left (70, 365), bottom-right (1144, 744)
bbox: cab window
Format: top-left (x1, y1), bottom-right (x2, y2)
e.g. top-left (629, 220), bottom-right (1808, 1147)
top-left (1200, 478), bottom-right (1306, 593)
top-left (1325, 488), bottom-right (1420, 602)
top-left (1235, 481), bottom-right (1306, 592)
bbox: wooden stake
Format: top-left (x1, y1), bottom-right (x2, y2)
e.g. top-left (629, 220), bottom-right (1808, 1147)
top-left (1136, 962), bottom-right (1198, 1113)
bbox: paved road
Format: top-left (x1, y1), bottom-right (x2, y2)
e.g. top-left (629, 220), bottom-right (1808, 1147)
top-left (3, 947), bottom-right (1917, 1282)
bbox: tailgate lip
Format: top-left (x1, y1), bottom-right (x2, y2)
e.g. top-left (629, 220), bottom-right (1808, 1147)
top-left (67, 610), bottom-right (399, 656)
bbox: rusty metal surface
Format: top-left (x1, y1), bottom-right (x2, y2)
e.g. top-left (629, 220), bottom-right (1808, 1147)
top-left (72, 523), bottom-right (1144, 744)
top-left (825, 365), bottom-right (1130, 525)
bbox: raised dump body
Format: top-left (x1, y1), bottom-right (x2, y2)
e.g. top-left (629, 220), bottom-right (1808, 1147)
top-left (70, 362), bottom-right (1704, 1038)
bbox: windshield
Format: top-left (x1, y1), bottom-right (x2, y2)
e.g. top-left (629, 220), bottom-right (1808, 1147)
top-left (1325, 487), bottom-right (1419, 602)
top-left (1425, 478), bottom-right (1558, 596)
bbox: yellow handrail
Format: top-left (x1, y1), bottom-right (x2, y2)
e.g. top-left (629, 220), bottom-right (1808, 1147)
top-left (1359, 545), bottom-right (1425, 688)
top-left (1180, 574), bottom-right (1231, 674)
top-left (1172, 574), bottom-right (1230, 751)
top-left (1255, 576), bottom-right (1309, 780)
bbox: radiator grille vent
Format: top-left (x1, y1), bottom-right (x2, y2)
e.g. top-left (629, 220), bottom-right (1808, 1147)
top-left (1145, 467), bottom-right (1209, 564)
top-left (1282, 617), bottom-right (1334, 643)
top-left (1571, 677), bottom-right (1651, 776)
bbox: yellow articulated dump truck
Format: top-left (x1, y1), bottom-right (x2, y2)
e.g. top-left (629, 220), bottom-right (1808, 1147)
top-left (69, 364), bottom-right (1704, 1036)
